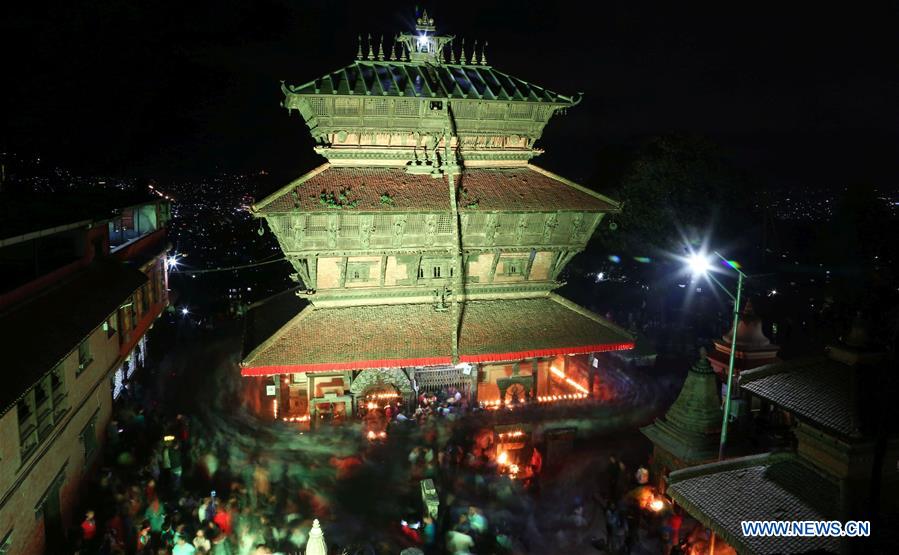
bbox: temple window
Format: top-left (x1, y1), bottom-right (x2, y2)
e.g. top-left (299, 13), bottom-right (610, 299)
top-left (346, 261), bottom-right (375, 283)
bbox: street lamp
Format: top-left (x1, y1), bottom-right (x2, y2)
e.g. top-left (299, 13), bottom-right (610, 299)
top-left (686, 250), bottom-right (745, 460)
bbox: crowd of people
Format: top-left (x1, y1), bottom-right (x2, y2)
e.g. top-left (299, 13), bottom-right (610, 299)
top-left (63, 316), bottom-right (700, 555)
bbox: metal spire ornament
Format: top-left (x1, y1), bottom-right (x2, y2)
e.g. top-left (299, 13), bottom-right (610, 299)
top-left (356, 35), bottom-right (363, 60)
top-left (389, 41), bottom-right (397, 61)
top-left (377, 35), bottom-right (385, 60)
top-left (448, 42), bottom-right (456, 64)
top-left (367, 34), bottom-right (375, 60)
top-left (480, 41), bottom-right (488, 65)
top-left (471, 40), bottom-right (479, 65)
top-left (459, 38), bottom-right (466, 66)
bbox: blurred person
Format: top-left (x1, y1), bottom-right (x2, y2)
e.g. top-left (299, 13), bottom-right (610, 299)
top-left (193, 529), bottom-right (212, 554)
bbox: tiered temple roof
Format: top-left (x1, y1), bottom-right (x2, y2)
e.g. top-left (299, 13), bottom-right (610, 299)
top-left (241, 11), bottom-right (632, 376)
top-left (242, 294), bottom-right (633, 376)
top-left (284, 60), bottom-right (576, 104)
top-left (255, 164), bottom-right (617, 214)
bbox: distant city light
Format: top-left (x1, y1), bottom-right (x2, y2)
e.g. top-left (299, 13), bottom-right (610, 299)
top-left (769, 289), bottom-right (778, 296)
top-left (181, 307), bottom-right (189, 316)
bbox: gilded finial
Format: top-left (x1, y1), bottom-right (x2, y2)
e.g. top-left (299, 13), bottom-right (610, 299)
top-left (389, 41), bottom-right (397, 61)
top-left (460, 38), bottom-right (466, 66)
top-left (377, 35), bottom-right (385, 60)
top-left (367, 33), bottom-right (375, 60)
top-left (448, 42), bottom-right (456, 64)
top-left (480, 41), bottom-right (488, 65)
top-left (471, 40), bottom-right (478, 65)
top-left (356, 35), bottom-right (363, 60)
top-left (402, 43), bottom-right (409, 62)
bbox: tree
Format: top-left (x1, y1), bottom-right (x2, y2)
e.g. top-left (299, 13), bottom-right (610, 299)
top-left (593, 134), bottom-right (756, 255)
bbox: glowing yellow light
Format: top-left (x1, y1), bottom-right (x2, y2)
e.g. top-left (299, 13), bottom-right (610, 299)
top-left (650, 498), bottom-right (665, 512)
top-left (497, 451), bottom-right (509, 465)
top-left (367, 431), bottom-right (376, 440)
top-left (163, 435), bottom-right (175, 442)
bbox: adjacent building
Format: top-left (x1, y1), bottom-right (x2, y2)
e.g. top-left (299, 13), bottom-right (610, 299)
top-left (666, 321), bottom-right (899, 554)
top-left (242, 12), bottom-right (634, 421)
top-left (0, 193), bottom-right (170, 554)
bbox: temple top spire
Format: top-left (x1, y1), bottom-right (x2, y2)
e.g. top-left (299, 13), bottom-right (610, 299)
top-left (396, 10), bottom-right (455, 64)
top-left (416, 10), bottom-right (436, 33)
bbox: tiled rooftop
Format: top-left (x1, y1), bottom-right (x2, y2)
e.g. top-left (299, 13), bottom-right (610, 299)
top-left (740, 357), bottom-right (860, 438)
top-left (458, 168), bottom-right (616, 211)
top-left (668, 453), bottom-right (843, 554)
top-left (242, 295), bottom-right (633, 374)
top-left (255, 166), bottom-right (617, 214)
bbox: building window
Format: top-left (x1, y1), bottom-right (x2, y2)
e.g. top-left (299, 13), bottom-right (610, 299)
top-left (500, 257), bottom-right (528, 277)
top-left (80, 413), bottom-right (99, 460)
top-left (129, 297), bottom-right (138, 329)
top-left (77, 340), bottom-right (92, 375)
top-left (140, 285), bottom-right (150, 314)
top-left (419, 258), bottom-right (452, 281)
top-left (103, 314), bottom-right (117, 338)
top-left (17, 366), bottom-right (68, 462)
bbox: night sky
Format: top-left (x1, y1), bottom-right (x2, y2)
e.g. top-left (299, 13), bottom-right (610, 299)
top-left (4, 1), bottom-right (898, 188)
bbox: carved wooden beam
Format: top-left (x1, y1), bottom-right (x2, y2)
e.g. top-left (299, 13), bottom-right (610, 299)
top-left (338, 256), bottom-right (349, 288)
top-left (487, 251), bottom-right (501, 283)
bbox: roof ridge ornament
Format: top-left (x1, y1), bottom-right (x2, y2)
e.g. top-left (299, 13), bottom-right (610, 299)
top-left (367, 34), bottom-right (375, 60)
top-left (377, 35), bottom-right (385, 60)
top-left (480, 41), bottom-right (488, 65)
top-left (448, 41), bottom-right (456, 64)
top-left (460, 38), bottom-right (466, 66)
top-left (471, 40), bottom-right (479, 65)
top-left (356, 35), bottom-right (363, 60)
top-left (389, 42), bottom-right (397, 61)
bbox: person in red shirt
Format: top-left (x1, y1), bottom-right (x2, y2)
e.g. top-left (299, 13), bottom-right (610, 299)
top-left (668, 507), bottom-right (684, 550)
top-left (213, 503), bottom-right (233, 536)
top-left (81, 510), bottom-right (97, 549)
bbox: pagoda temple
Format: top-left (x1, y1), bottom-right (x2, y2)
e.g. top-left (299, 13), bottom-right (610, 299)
top-left (241, 12), bottom-right (634, 421)
top-left (641, 348), bottom-right (722, 489)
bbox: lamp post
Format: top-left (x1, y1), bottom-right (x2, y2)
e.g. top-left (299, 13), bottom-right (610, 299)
top-left (687, 251), bottom-right (746, 460)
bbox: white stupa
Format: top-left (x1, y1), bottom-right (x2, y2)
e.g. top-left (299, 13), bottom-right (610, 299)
top-left (305, 519), bottom-right (327, 555)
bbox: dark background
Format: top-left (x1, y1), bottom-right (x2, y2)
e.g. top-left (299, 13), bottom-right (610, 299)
top-left (4, 1), bottom-right (898, 187)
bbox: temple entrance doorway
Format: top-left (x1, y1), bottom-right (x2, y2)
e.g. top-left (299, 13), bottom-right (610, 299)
top-left (361, 384), bottom-right (402, 413)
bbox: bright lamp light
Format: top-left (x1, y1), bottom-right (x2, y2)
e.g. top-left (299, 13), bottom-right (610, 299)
top-left (687, 253), bottom-right (711, 275)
